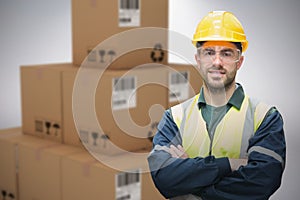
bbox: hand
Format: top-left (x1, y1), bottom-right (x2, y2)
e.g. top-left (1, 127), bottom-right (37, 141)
top-left (169, 145), bottom-right (189, 159)
top-left (229, 158), bottom-right (247, 171)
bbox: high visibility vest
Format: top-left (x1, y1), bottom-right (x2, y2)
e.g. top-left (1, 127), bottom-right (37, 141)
top-left (171, 94), bottom-right (271, 159)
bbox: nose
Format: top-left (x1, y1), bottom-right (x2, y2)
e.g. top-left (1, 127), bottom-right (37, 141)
top-left (212, 53), bottom-right (223, 65)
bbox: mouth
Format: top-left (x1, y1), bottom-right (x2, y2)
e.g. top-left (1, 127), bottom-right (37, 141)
top-left (208, 70), bottom-right (225, 77)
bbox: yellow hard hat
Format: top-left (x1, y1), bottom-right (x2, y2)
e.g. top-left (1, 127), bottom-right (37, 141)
top-left (192, 11), bottom-right (248, 52)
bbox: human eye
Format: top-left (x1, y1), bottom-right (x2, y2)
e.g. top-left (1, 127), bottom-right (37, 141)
top-left (221, 50), bottom-right (234, 58)
top-left (203, 49), bottom-right (215, 56)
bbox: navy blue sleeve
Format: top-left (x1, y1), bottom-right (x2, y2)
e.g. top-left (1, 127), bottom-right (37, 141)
top-left (199, 109), bottom-right (286, 200)
top-left (147, 110), bottom-right (231, 199)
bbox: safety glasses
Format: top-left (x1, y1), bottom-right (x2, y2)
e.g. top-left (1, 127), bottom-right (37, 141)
top-left (197, 47), bottom-right (241, 64)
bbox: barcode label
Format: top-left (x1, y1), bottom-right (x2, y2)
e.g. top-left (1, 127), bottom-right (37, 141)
top-left (120, 0), bottom-right (139, 9)
top-left (114, 77), bottom-right (135, 91)
top-left (112, 76), bottom-right (137, 110)
top-left (117, 171), bottom-right (140, 187)
top-left (169, 71), bottom-right (190, 102)
top-left (116, 169), bottom-right (141, 200)
top-left (119, 0), bottom-right (140, 27)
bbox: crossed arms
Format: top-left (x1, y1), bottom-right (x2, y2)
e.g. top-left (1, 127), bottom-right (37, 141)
top-left (147, 109), bottom-right (286, 200)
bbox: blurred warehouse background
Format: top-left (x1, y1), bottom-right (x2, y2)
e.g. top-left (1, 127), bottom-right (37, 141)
top-left (0, 0), bottom-right (300, 199)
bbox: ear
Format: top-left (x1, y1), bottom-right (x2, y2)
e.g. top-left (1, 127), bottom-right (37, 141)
top-left (236, 55), bottom-right (244, 70)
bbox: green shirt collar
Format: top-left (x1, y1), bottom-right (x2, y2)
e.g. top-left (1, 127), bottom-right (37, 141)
top-left (198, 83), bottom-right (245, 110)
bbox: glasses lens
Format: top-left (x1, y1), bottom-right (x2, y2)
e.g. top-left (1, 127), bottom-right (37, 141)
top-left (198, 47), bottom-right (240, 63)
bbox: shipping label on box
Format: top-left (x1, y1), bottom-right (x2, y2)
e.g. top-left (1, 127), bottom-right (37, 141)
top-left (167, 64), bottom-right (203, 108)
top-left (34, 117), bottom-right (62, 139)
top-left (83, 34), bottom-right (167, 69)
top-left (115, 169), bottom-right (141, 200)
top-left (86, 44), bottom-right (118, 65)
top-left (118, 0), bottom-right (141, 27)
top-left (112, 75), bottom-right (137, 110)
top-left (169, 71), bottom-right (190, 103)
top-left (76, 128), bottom-right (114, 155)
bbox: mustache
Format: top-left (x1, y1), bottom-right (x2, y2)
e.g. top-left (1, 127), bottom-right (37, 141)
top-left (208, 65), bottom-right (226, 72)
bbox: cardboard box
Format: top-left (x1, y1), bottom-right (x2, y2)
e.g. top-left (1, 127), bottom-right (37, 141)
top-left (0, 133), bottom-right (60, 200)
top-left (21, 63), bottom-right (168, 154)
top-left (18, 139), bottom-right (83, 200)
top-left (63, 64), bottom-right (168, 154)
top-left (167, 63), bottom-right (203, 108)
top-left (20, 63), bottom-right (76, 142)
top-left (72, 0), bottom-right (168, 68)
top-left (61, 150), bottom-right (164, 200)
top-left (0, 127), bottom-right (22, 136)
top-left (0, 128), bottom-right (22, 200)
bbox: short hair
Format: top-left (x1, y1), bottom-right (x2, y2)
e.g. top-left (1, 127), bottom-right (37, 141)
top-left (196, 41), bottom-right (242, 52)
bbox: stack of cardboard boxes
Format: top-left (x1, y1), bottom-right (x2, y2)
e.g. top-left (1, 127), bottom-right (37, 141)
top-left (1, 0), bottom-right (203, 199)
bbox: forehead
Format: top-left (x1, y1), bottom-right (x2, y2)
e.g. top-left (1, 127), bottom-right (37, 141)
top-left (202, 41), bottom-right (236, 50)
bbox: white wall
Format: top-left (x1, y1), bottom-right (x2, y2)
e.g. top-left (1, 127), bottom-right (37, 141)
top-left (169, 0), bottom-right (300, 199)
top-left (0, 0), bottom-right (299, 199)
top-left (0, 0), bottom-right (71, 129)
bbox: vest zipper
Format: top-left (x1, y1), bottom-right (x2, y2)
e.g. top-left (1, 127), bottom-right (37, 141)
top-left (206, 122), bottom-right (213, 156)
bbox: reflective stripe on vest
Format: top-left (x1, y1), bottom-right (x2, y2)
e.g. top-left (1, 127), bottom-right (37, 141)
top-left (171, 94), bottom-right (271, 159)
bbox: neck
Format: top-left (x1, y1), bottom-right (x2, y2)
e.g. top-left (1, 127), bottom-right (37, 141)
top-left (203, 82), bottom-right (236, 107)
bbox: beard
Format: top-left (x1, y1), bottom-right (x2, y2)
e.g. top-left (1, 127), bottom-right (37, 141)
top-left (201, 64), bottom-right (237, 94)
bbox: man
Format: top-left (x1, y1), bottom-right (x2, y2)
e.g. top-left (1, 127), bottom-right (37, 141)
top-left (147, 11), bottom-right (286, 200)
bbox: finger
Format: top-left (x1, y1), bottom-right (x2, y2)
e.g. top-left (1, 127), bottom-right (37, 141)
top-left (171, 145), bottom-right (184, 157)
top-left (177, 145), bottom-right (188, 158)
top-left (169, 145), bottom-right (179, 158)
top-left (177, 145), bottom-right (185, 152)
top-left (237, 158), bottom-right (247, 166)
